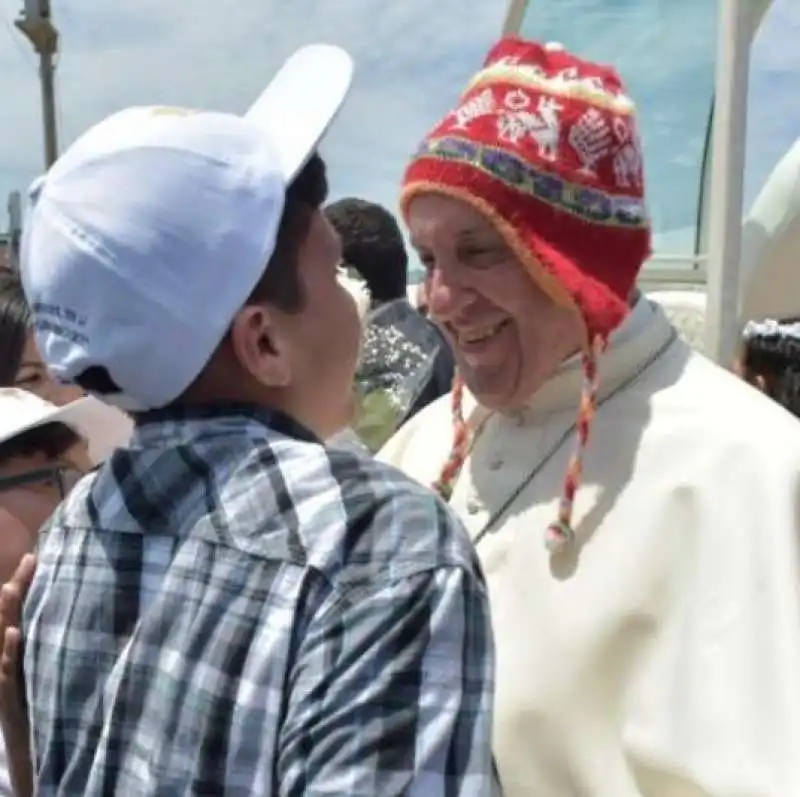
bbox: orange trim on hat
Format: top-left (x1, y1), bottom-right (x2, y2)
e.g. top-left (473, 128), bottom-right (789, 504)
top-left (399, 137), bottom-right (648, 343)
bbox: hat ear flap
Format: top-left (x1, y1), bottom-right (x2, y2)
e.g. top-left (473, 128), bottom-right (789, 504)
top-left (545, 333), bottom-right (604, 551)
top-left (433, 376), bottom-right (469, 501)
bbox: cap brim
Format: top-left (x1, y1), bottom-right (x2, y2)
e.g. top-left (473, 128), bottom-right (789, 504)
top-left (55, 397), bottom-right (133, 463)
top-left (245, 43), bottom-right (354, 180)
top-left (0, 394), bottom-right (132, 464)
top-left (29, 397), bottom-right (132, 464)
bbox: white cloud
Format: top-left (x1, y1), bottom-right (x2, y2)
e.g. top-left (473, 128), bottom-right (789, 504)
top-left (0, 0), bottom-right (798, 273)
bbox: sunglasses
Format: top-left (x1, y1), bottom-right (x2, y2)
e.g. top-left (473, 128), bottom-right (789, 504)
top-left (0, 466), bottom-right (84, 500)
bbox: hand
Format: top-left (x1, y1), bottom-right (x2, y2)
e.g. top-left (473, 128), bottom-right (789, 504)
top-left (0, 554), bottom-right (36, 797)
top-left (0, 554), bottom-right (35, 731)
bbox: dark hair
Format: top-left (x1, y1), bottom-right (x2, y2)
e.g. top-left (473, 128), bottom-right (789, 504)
top-left (245, 153), bottom-right (329, 313)
top-left (0, 267), bottom-right (31, 386)
top-left (75, 154), bottom-right (329, 395)
top-left (741, 317), bottom-right (800, 418)
top-left (0, 421), bottom-right (81, 467)
top-left (324, 197), bottom-right (408, 303)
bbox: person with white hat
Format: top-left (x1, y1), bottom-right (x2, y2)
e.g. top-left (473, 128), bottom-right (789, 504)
top-left (13, 45), bottom-right (496, 797)
top-left (0, 388), bottom-right (130, 797)
top-left (379, 37), bottom-right (800, 796)
top-left (0, 388), bottom-right (130, 576)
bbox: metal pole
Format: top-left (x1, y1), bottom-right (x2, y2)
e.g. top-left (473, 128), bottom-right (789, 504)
top-left (39, 49), bottom-right (58, 166)
top-left (703, 0), bottom-right (754, 364)
top-left (502, 0), bottom-right (529, 36)
top-left (15, 0), bottom-right (59, 169)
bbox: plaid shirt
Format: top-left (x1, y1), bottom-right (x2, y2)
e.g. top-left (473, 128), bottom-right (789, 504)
top-left (24, 405), bottom-right (497, 796)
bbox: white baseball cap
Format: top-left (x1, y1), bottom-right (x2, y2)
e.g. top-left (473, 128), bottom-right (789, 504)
top-left (0, 388), bottom-right (133, 464)
top-left (20, 44), bottom-right (354, 411)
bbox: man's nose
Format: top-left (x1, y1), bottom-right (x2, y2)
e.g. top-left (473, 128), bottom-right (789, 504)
top-left (426, 267), bottom-right (468, 323)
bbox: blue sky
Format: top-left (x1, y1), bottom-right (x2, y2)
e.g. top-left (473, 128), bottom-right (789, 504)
top-left (0, 0), bottom-right (798, 274)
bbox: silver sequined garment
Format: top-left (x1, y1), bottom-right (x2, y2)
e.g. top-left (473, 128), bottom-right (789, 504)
top-left (356, 322), bottom-right (432, 413)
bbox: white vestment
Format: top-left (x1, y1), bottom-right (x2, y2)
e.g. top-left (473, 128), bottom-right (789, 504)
top-left (379, 298), bottom-right (800, 797)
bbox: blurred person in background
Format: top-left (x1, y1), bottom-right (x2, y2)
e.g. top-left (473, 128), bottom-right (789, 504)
top-left (0, 388), bottom-right (130, 797)
top-left (0, 267), bottom-right (132, 463)
top-left (0, 389), bottom-right (129, 576)
top-left (737, 317), bottom-right (800, 418)
top-left (325, 197), bottom-right (409, 312)
top-left (0, 269), bottom-right (82, 404)
top-left (325, 197), bottom-right (454, 450)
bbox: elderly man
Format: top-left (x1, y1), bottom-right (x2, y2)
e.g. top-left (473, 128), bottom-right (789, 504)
top-left (381, 37), bottom-right (800, 797)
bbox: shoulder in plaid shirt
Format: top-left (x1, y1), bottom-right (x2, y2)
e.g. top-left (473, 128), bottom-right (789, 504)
top-left (23, 404), bottom-right (497, 796)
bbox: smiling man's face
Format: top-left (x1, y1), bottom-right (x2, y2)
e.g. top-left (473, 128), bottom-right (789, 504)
top-left (407, 193), bottom-right (584, 411)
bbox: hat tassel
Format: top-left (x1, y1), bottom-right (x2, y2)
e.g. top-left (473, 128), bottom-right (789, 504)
top-left (545, 334), bottom-right (604, 552)
top-left (433, 376), bottom-right (469, 500)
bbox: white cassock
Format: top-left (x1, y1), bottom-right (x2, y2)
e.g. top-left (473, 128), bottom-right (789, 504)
top-left (379, 297), bottom-right (800, 797)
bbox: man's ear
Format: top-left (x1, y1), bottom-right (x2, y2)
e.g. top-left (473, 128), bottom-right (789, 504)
top-left (228, 304), bottom-right (291, 388)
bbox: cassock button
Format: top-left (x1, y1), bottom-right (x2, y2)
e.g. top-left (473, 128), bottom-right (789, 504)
top-left (466, 496), bottom-right (483, 515)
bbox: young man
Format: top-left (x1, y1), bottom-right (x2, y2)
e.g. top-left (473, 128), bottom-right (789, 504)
top-left (18, 45), bottom-right (496, 796)
top-left (380, 37), bottom-right (800, 797)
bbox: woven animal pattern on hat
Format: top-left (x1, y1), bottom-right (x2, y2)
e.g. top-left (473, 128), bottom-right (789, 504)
top-left (426, 41), bottom-right (647, 222)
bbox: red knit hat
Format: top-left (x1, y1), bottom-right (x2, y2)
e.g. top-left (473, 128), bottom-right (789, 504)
top-left (400, 38), bottom-right (651, 551)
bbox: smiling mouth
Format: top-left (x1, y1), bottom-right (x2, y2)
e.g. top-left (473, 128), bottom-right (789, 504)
top-left (457, 320), bottom-right (510, 345)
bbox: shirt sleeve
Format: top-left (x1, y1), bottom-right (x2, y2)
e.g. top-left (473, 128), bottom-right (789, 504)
top-left (277, 565), bottom-right (497, 797)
